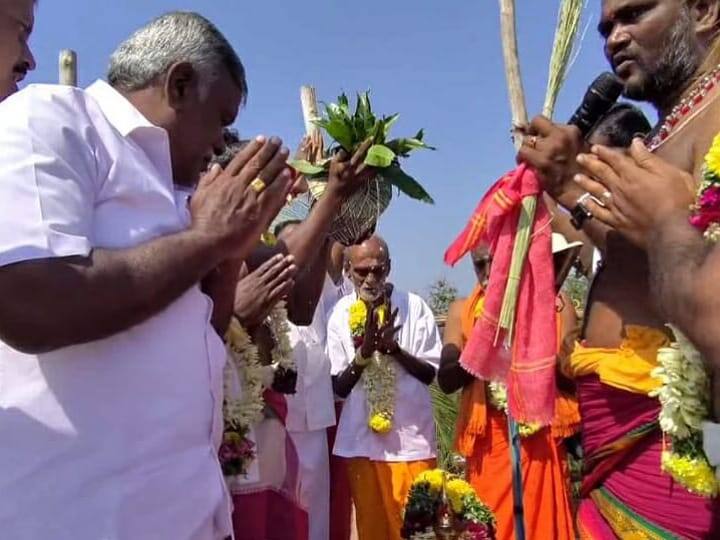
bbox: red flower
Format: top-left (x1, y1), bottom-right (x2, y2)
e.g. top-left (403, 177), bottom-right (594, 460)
top-left (698, 185), bottom-right (720, 208)
top-left (690, 208), bottom-right (720, 231)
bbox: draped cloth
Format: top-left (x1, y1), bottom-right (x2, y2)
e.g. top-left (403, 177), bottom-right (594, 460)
top-left (444, 164), bottom-right (556, 425)
top-left (455, 288), bottom-right (577, 540)
top-left (230, 389), bottom-right (309, 540)
top-left (568, 327), bottom-right (720, 539)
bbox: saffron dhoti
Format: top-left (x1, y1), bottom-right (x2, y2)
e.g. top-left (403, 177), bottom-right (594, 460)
top-left (455, 285), bottom-right (578, 540)
top-left (346, 458), bottom-right (436, 540)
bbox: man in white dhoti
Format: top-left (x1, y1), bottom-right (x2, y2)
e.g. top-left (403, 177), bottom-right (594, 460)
top-left (278, 221), bottom-right (352, 540)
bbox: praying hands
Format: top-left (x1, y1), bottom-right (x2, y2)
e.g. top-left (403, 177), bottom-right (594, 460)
top-left (572, 138), bottom-right (695, 248)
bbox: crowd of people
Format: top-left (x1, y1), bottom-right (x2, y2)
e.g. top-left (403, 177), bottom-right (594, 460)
top-left (1, 0), bottom-right (720, 539)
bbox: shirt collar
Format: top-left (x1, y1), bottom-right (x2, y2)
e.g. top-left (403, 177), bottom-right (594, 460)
top-left (85, 79), bottom-right (161, 137)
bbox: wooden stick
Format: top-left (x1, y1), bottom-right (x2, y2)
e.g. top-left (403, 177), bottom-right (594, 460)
top-left (498, 0), bottom-right (528, 150)
top-left (58, 49), bottom-right (77, 87)
top-left (300, 86), bottom-right (320, 136)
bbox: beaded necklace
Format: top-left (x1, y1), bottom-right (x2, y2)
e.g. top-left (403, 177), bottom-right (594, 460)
top-left (646, 65), bottom-right (720, 152)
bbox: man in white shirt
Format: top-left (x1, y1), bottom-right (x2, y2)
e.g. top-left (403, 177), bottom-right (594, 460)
top-left (277, 221), bottom-right (351, 540)
top-left (0, 0), bottom-right (35, 101)
top-left (0, 12), bottom-right (295, 540)
top-left (327, 235), bottom-right (441, 540)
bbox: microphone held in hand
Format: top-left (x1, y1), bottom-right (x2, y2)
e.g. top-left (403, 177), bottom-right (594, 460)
top-left (568, 72), bottom-right (623, 137)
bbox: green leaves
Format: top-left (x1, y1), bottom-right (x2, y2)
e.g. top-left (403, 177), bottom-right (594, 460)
top-left (386, 130), bottom-right (436, 157)
top-left (308, 91), bottom-right (435, 206)
top-left (287, 159), bottom-right (326, 176)
top-left (364, 144), bottom-right (396, 168)
top-left (382, 165), bottom-right (434, 204)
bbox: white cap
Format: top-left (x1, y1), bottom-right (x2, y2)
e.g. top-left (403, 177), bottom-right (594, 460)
top-left (552, 232), bottom-right (583, 255)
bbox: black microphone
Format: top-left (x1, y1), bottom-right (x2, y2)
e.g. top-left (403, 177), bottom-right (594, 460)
top-left (567, 73), bottom-right (623, 230)
top-left (568, 72), bottom-right (623, 137)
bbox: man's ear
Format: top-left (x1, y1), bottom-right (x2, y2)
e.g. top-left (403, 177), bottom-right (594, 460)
top-left (691, 0), bottom-right (720, 39)
top-left (164, 62), bottom-right (198, 110)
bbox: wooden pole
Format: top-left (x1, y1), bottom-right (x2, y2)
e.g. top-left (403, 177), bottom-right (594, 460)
top-left (498, 0), bottom-right (528, 149)
top-left (58, 49), bottom-right (77, 86)
top-left (300, 86), bottom-right (320, 136)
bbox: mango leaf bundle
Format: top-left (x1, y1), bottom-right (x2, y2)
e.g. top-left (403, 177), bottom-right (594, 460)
top-left (290, 92), bottom-right (435, 204)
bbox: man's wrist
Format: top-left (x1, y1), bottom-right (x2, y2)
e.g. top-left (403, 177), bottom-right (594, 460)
top-left (186, 227), bottom-right (230, 267)
top-left (555, 182), bottom-right (584, 211)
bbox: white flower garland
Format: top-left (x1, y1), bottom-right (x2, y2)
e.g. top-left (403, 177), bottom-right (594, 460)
top-left (223, 303), bottom-right (294, 431)
top-left (361, 351), bottom-right (396, 434)
top-left (650, 326), bottom-right (718, 496)
top-left (487, 381), bottom-right (541, 438)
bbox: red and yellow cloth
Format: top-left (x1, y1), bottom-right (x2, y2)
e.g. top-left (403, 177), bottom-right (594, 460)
top-left (568, 327), bottom-right (720, 539)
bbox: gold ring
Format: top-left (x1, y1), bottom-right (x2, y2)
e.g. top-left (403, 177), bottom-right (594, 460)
top-left (250, 177), bottom-right (266, 193)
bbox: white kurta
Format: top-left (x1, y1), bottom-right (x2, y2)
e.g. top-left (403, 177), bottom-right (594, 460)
top-left (327, 288), bottom-right (441, 462)
top-left (0, 82), bottom-right (231, 540)
top-left (286, 275), bottom-right (352, 540)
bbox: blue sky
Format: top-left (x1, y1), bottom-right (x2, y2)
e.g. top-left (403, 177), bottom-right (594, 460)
top-left (26, 0), bottom-right (652, 298)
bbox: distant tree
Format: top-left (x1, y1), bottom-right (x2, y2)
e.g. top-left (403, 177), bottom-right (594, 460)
top-left (427, 278), bottom-right (459, 315)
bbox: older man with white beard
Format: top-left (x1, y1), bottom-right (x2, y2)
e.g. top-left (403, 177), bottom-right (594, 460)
top-left (327, 235), bottom-right (441, 540)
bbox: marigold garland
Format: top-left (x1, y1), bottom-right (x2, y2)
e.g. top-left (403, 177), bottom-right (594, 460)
top-left (402, 468), bottom-right (496, 539)
top-left (349, 298), bottom-right (395, 434)
top-left (690, 131), bottom-right (720, 242)
top-left (650, 326), bottom-right (719, 497)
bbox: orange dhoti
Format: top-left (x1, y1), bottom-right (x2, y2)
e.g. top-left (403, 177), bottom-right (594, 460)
top-left (464, 406), bottom-right (576, 540)
top-left (346, 457), bottom-right (436, 540)
top-left (456, 285), bottom-right (577, 540)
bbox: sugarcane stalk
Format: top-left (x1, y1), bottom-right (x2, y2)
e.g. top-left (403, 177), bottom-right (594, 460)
top-left (498, 195), bottom-right (536, 341)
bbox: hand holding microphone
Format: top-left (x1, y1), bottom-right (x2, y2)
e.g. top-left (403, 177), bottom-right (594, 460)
top-left (517, 73), bottom-right (623, 215)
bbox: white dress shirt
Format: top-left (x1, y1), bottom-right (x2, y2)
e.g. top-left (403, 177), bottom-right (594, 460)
top-left (0, 82), bottom-right (231, 540)
top-left (327, 288), bottom-right (441, 462)
top-left (286, 274), bottom-right (352, 432)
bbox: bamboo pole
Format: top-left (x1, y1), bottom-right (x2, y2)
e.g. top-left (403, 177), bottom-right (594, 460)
top-left (58, 49), bottom-right (77, 86)
top-left (498, 0), bottom-right (528, 150)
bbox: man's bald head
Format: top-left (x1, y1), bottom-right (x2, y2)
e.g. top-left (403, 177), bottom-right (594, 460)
top-left (347, 235), bottom-right (390, 265)
top-left (0, 0), bottom-right (35, 102)
top-left (347, 235), bottom-right (391, 303)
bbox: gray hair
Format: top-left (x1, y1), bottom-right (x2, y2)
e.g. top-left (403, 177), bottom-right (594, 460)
top-left (108, 11), bottom-right (248, 103)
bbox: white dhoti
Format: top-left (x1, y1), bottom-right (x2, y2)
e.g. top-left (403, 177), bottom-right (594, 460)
top-left (289, 429), bottom-right (330, 540)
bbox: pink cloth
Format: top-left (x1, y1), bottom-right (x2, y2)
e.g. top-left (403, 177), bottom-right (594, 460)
top-left (231, 390), bottom-right (309, 540)
top-left (445, 164), bottom-right (557, 425)
top-left (577, 375), bottom-right (719, 539)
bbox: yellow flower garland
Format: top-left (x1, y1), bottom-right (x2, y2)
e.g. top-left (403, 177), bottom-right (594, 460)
top-left (348, 298), bottom-right (396, 434)
top-left (650, 326), bottom-right (719, 497)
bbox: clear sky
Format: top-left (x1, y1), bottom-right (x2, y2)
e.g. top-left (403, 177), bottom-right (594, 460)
top-left (25, 0), bottom-right (652, 298)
